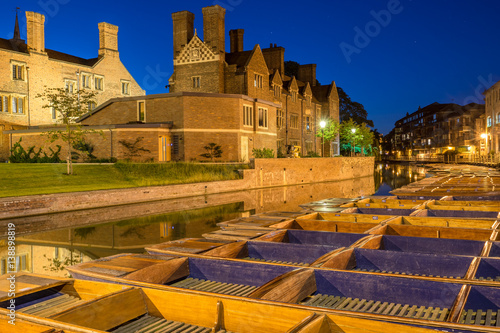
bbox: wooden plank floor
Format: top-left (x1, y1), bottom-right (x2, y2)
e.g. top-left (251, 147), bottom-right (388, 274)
top-left (460, 309), bottom-right (500, 326)
top-left (169, 278), bottom-right (257, 297)
top-left (111, 314), bottom-right (232, 333)
top-left (353, 268), bottom-right (463, 279)
top-left (301, 294), bottom-right (449, 321)
top-left (18, 293), bottom-right (85, 317)
top-left (242, 257), bottom-right (308, 266)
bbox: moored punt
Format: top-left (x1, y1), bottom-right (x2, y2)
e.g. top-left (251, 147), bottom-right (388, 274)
top-left (340, 206), bottom-right (500, 219)
top-left (65, 255), bottom-right (500, 331)
top-left (0, 273), bottom-right (470, 333)
top-left (385, 216), bottom-right (498, 229)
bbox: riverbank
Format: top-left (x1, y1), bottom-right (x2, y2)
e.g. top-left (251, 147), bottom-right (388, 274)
top-left (0, 157), bottom-right (374, 219)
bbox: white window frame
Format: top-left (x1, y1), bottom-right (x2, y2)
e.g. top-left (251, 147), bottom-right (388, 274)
top-left (121, 80), bottom-right (131, 95)
top-left (81, 73), bottom-right (91, 88)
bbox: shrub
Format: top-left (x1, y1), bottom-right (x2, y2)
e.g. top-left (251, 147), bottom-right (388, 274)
top-left (9, 138), bottom-right (62, 163)
top-left (252, 148), bottom-right (274, 158)
top-left (200, 143), bottom-right (223, 162)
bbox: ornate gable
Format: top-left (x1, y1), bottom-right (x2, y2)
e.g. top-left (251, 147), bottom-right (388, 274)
top-left (271, 70), bottom-right (283, 87)
top-left (289, 76), bottom-right (299, 92)
top-left (174, 32), bottom-right (219, 66)
top-left (246, 45), bottom-right (270, 75)
top-left (303, 82), bottom-right (312, 96)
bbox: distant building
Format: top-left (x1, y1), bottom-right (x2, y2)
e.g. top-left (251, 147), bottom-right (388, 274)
top-left (484, 81), bottom-right (500, 153)
top-left (0, 11), bottom-right (144, 161)
top-left (391, 102), bottom-right (484, 158)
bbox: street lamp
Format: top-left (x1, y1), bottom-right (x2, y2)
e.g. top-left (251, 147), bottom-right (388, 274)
top-left (351, 128), bottom-right (356, 157)
top-left (320, 121), bottom-right (326, 157)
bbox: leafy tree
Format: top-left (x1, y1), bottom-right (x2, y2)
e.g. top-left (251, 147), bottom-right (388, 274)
top-left (337, 87), bottom-right (374, 127)
top-left (36, 87), bottom-right (98, 174)
top-left (316, 118), bottom-right (340, 156)
top-left (284, 61), bottom-right (300, 78)
top-left (118, 137), bottom-right (151, 160)
top-left (340, 118), bottom-right (376, 156)
top-left (200, 143), bottom-right (223, 162)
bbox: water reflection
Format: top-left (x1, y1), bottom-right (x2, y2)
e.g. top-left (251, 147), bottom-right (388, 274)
top-left (373, 163), bottom-right (428, 196)
top-left (0, 164), bottom-right (424, 277)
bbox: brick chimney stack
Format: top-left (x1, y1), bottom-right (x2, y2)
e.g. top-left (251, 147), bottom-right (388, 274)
top-left (229, 29), bottom-right (244, 53)
top-left (26, 11), bottom-right (45, 53)
top-left (172, 10), bottom-right (195, 59)
top-left (298, 64), bottom-right (317, 86)
top-left (98, 22), bottom-right (119, 57)
top-left (202, 5), bottom-right (226, 61)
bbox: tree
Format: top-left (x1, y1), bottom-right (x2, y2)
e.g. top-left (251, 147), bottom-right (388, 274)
top-left (284, 61), bottom-right (300, 78)
top-left (37, 87), bottom-right (98, 175)
top-left (316, 118), bottom-right (340, 156)
top-left (200, 143), bottom-right (223, 162)
top-left (337, 86), bottom-right (374, 127)
top-left (340, 118), bottom-right (360, 156)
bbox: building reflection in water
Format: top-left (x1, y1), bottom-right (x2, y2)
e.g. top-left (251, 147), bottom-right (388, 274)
top-left (0, 167), bottom-right (398, 277)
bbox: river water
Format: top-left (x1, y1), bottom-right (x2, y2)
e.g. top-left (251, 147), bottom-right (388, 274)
top-left (0, 162), bottom-right (427, 277)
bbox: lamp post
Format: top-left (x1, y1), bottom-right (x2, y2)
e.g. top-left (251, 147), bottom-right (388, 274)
top-left (351, 128), bottom-right (356, 157)
top-left (320, 121), bottom-right (326, 157)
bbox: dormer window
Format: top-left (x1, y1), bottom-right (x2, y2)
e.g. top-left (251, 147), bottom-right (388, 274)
top-left (254, 74), bottom-right (263, 88)
top-left (274, 85), bottom-right (281, 98)
top-left (292, 91), bottom-right (297, 102)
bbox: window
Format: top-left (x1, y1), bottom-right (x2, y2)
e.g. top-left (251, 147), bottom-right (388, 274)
top-left (121, 81), bottom-right (130, 95)
top-left (258, 107), bottom-right (268, 128)
top-left (12, 97), bottom-right (17, 113)
top-left (488, 116), bottom-right (492, 127)
top-left (12, 64), bottom-right (24, 80)
top-left (497, 113), bottom-right (500, 124)
top-left (243, 105), bottom-right (253, 126)
top-left (192, 76), bottom-right (201, 88)
top-left (1, 254), bottom-right (28, 274)
top-left (428, 139), bottom-right (431, 145)
top-left (88, 102), bottom-right (96, 111)
top-left (0, 96), bottom-right (7, 112)
top-left (276, 109), bottom-right (284, 129)
top-left (17, 97), bottom-right (24, 114)
top-left (291, 91), bottom-right (297, 102)
top-left (305, 116), bottom-right (311, 132)
top-left (82, 74), bottom-right (91, 88)
top-left (254, 74), bottom-right (263, 88)
top-left (65, 80), bottom-right (76, 93)
top-left (95, 76), bottom-right (103, 91)
top-left (274, 85), bottom-right (281, 98)
top-left (138, 101), bottom-right (145, 122)
top-left (290, 114), bottom-right (299, 129)
top-left (51, 104), bottom-right (56, 119)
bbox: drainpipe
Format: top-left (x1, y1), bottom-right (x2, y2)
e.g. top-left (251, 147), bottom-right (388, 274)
top-left (285, 95), bottom-right (288, 146)
top-left (26, 67), bottom-right (30, 127)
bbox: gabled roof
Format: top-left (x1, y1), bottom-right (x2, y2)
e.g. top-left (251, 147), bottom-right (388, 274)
top-left (175, 32), bottom-right (218, 65)
top-left (245, 45), bottom-right (270, 75)
top-left (0, 37), bottom-right (28, 53)
top-left (311, 82), bottom-right (337, 103)
top-left (225, 50), bottom-right (253, 67)
top-left (270, 70), bottom-right (283, 86)
top-left (46, 49), bottom-right (99, 66)
top-left (288, 76), bottom-right (299, 92)
top-left (302, 82), bottom-right (312, 96)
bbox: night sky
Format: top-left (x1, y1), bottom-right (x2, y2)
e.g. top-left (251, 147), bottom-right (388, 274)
top-left (2, 0), bottom-right (500, 134)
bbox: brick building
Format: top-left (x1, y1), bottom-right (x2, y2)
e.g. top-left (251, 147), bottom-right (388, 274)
top-left (484, 80), bottom-right (500, 153)
top-left (390, 102), bottom-right (484, 158)
top-left (9, 5), bottom-right (339, 162)
top-left (0, 11), bottom-right (144, 160)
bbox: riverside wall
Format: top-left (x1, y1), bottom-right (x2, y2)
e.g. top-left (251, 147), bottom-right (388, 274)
top-left (0, 157), bottom-right (375, 220)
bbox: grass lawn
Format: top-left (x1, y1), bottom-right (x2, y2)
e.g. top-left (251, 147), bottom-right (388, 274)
top-left (0, 163), bottom-right (248, 198)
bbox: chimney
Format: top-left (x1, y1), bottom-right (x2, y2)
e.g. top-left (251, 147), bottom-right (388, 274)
top-left (98, 22), bottom-right (119, 57)
top-left (229, 29), bottom-right (244, 53)
top-left (202, 5), bottom-right (225, 59)
top-left (262, 46), bottom-right (285, 76)
top-left (297, 64), bottom-right (317, 86)
top-left (172, 10), bottom-right (194, 59)
top-left (26, 11), bottom-right (45, 53)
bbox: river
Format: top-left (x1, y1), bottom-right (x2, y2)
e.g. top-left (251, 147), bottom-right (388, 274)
top-left (0, 162), bottom-right (427, 277)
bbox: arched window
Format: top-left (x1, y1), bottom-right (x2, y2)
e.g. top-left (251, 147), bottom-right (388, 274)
top-left (487, 116), bottom-right (492, 127)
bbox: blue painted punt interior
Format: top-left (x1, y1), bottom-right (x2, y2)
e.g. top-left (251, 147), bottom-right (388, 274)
top-left (382, 235), bottom-right (485, 256)
top-left (313, 270), bottom-right (461, 309)
top-left (474, 258), bottom-right (500, 280)
top-left (352, 248), bottom-right (472, 278)
top-left (246, 241), bottom-right (338, 264)
top-left (171, 257), bottom-right (295, 287)
top-left (286, 230), bottom-right (366, 246)
top-left (488, 243), bottom-right (500, 257)
top-left (0, 288), bottom-right (64, 309)
top-left (464, 286), bottom-right (500, 311)
top-left (418, 210), bottom-right (499, 218)
top-left (345, 208), bottom-right (415, 216)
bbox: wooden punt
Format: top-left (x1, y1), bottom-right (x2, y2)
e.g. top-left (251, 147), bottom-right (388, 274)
top-left (340, 198), bottom-right (426, 210)
top-left (147, 240), bottom-right (341, 266)
top-left (295, 212), bottom-right (394, 222)
top-left (385, 216), bottom-right (498, 229)
top-left (458, 285), bottom-right (500, 327)
top-left (410, 209), bottom-right (500, 219)
top-left (425, 200), bottom-right (500, 212)
top-left (0, 274), bottom-right (467, 333)
top-left (358, 234), bottom-right (487, 256)
top-left (298, 197), bottom-right (361, 210)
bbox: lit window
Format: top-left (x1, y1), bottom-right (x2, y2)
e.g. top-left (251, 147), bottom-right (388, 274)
top-left (122, 81), bottom-right (130, 95)
top-left (138, 101), bottom-right (145, 122)
top-left (258, 107), bottom-right (268, 128)
top-left (192, 76), bottom-right (201, 88)
top-left (243, 105), bottom-right (253, 126)
top-left (95, 76), bottom-right (103, 91)
top-left (305, 116), bottom-right (311, 132)
top-left (488, 116), bottom-right (492, 127)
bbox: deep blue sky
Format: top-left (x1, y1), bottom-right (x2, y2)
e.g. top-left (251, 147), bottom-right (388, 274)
top-left (2, 0), bottom-right (500, 134)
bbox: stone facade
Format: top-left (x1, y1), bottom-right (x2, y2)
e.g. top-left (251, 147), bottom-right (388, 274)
top-left (0, 11), bottom-right (144, 161)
